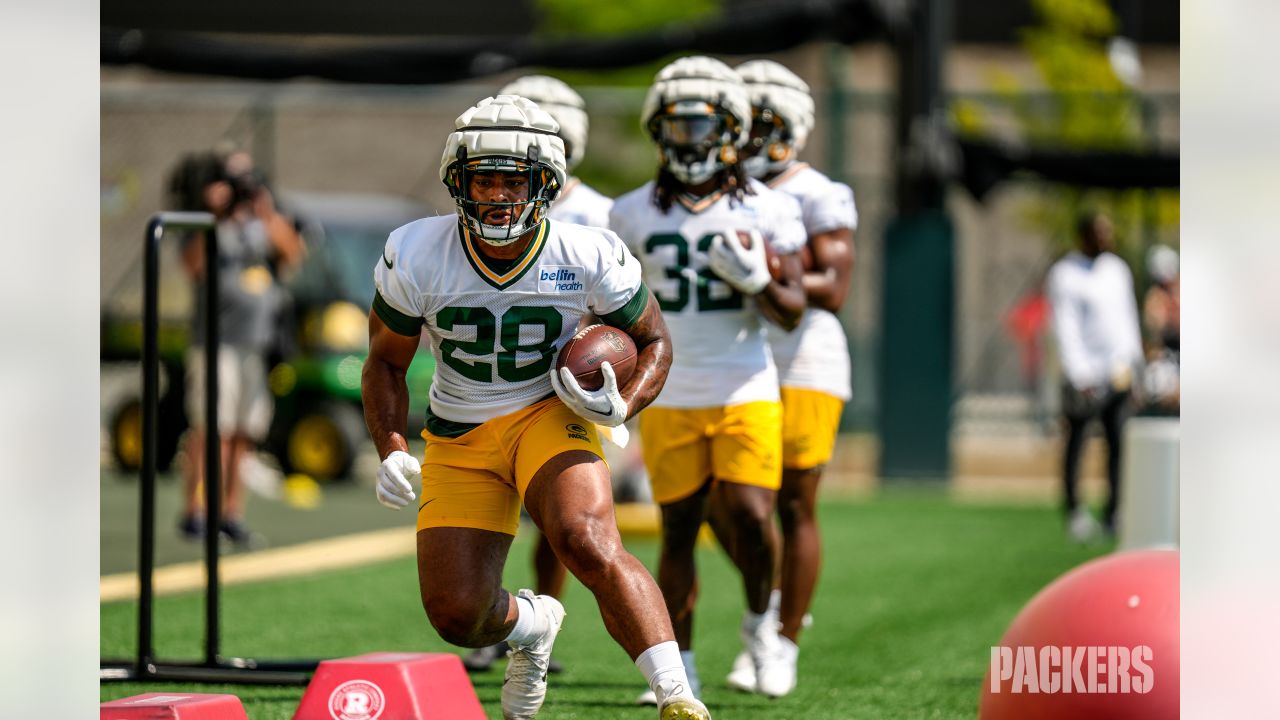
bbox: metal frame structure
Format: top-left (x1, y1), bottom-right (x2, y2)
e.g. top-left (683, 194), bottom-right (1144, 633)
top-left (100, 212), bottom-right (320, 685)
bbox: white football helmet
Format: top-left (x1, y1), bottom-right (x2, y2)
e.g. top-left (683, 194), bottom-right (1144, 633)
top-left (440, 95), bottom-right (568, 246)
top-left (641, 56), bottom-right (752, 185)
top-left (499, 75), bottom-right (589, 172)
top-left (736, 60), bottom-right (815, 178)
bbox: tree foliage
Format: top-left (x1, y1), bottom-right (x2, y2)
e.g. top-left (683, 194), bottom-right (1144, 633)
top-left (958, 0), bottom-right (1178, 270)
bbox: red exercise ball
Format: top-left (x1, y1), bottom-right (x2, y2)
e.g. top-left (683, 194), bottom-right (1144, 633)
top-left (979, 549), bottom-right (1179, 720)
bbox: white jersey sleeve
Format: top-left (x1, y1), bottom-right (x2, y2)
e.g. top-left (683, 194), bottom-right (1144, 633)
top-left (760, 184), bottom-right (808, 255)
top-left (804, 181), bottom-right (858, 234)
top-left (373, 220), bottom-right (429, 333)
top-left (549, 179), bottom-right (614, 230)
top-left (587, 228), bottom-right (646, 325)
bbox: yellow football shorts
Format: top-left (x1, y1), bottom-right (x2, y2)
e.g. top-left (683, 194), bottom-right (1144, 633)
top-left (780, 387), bottom-right (845, 470)
top-left (416, 397), bottom-right (606, 535)
top-left (638, 401), bottom-right (782, 505)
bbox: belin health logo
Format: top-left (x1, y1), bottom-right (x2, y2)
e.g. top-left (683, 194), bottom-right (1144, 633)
top-left (539, 266), bottom-right (584, 293)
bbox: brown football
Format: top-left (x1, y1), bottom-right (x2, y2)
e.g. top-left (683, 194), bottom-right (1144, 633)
top-left (555, 324), bottom-right (638, 391)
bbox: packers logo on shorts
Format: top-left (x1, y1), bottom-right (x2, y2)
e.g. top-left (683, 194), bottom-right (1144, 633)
top-left (566, 423), bottom-right (590, 441)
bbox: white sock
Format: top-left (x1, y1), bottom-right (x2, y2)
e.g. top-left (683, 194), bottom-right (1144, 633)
top-left (636, 641), bottom-right (694, 704)
top-left (768, 588), bottom-right (782, 616)
top-left (743, 610), bottom-right (769, 636)
top-left (503, 591), bottom-right (540, 647)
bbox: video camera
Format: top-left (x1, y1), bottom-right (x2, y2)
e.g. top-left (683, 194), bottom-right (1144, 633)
top-left (166, 150), bottom-right (268, 212)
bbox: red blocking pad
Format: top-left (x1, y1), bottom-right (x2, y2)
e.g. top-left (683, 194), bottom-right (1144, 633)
top-left (101, 693), bottom-right (248, 720)
top-left (294, 652), bottom-right (485, 720)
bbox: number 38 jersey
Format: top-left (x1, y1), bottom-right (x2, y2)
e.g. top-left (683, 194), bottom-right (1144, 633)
top-left (373, 215), bottom-right (645, 426)
top-left (609, 178), bottom-right (806, 408)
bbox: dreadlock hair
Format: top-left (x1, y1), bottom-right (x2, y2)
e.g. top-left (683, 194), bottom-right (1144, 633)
top-left (651, 160), bottom-right (755, 214)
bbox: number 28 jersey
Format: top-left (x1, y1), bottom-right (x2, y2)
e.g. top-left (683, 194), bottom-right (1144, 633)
top-left (609, 178), bottom-right (806, 408)
top-left (373, 216), bottom-right (645, 426)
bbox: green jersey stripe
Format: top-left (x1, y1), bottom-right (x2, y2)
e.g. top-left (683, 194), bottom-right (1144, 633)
top-left (373, 291), bottom-right (424, 336)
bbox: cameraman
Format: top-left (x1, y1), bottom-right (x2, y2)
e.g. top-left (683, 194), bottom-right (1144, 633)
top-left (173, 148), bottom-right (304, 545)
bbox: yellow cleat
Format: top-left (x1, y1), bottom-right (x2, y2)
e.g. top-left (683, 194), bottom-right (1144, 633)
top-left (660, 696), bottom-right (711, 720)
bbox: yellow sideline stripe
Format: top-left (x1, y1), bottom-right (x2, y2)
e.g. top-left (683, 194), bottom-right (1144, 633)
top-left (99, 526), bottom-right (417, 603)
top-left (100, 504), bottom-right (670, 602)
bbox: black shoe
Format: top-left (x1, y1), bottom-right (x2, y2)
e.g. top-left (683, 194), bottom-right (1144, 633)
top-left (463, 642), bottom-right (509, 672)
top-left (218, 518), bottom-right (261, 548)
top-left (178, 514), bottom-right (206, 541)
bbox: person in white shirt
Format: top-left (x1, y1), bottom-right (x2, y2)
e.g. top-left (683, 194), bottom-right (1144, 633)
top-left (610, 56), bottom-right (808, 704)
top-left (1046, 211), bottom-right (1143, 542)
top-left (361, 94), bottom-right (710, 720)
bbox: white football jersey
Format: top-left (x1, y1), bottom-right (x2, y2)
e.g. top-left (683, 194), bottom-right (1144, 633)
top-left (374, 216), bottom-right (645, 426)
top-left (548, 177), bottom-right (613, 229)
top-left (609, 178), bottom-right (807, 408)
top-left (764, 163), bottom-right (857, 400)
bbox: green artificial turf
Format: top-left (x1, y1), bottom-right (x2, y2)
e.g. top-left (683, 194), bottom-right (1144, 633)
top-left (100, 488), bottom-right (1109, 719)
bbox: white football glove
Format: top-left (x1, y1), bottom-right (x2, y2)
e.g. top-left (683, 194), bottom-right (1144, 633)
top-left (707, 228), bottom-right (771, 296)
top-left (550, 362), bottom-right (629, 428)
top-left (376, 450), bottom-right (420, 510)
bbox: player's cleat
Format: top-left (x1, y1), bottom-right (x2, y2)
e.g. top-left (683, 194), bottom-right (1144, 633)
top-left (463, 642), bottom-right (509, 672)
top-left (741, 613), bottom-right (796, 698)
top-left (501, 590), bottom-right (565, 720)
top-left (178, 514), bottom-right (205, 541)
top-left (465, 642), bottom-right (563, 674)
top-left (755, 635), bottom-right (798, 698)
top-left (659, 695), bottom-right (712, 719)
top-left (636, 688), bottom-right (658, 706)
top-left (218, 518), bottom-right (262, 548)
top-left (725, 650), bottom-right (755, 693)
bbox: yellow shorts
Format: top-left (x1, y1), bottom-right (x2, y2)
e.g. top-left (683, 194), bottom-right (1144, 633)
top-left (416, 397), bottom-right (606, 535)
top-left (780, 387), bottom-right (845, 470)
top-left (638, 401), bottom-right (782, 505)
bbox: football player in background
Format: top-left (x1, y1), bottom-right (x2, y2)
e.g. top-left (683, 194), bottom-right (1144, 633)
top-left (463, 75), bottom-right (615, 675)
top-left (361, 95), bottom-right (710, 720)
top-left (608, 56), bottom-right (808, 704)
top-left (718, 59), bottom-right (858, 697)
top-left (501, 75), bottom-right (613, 228)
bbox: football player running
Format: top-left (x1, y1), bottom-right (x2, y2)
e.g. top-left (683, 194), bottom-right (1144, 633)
top-left (608, 56), bottom-right (808, 704)
top-left (718, 59), bottom-right (858, 698)
top-left (462, 74), bottom-right (616, 676)
top-left (361, 95), bottom-right (710, 720)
